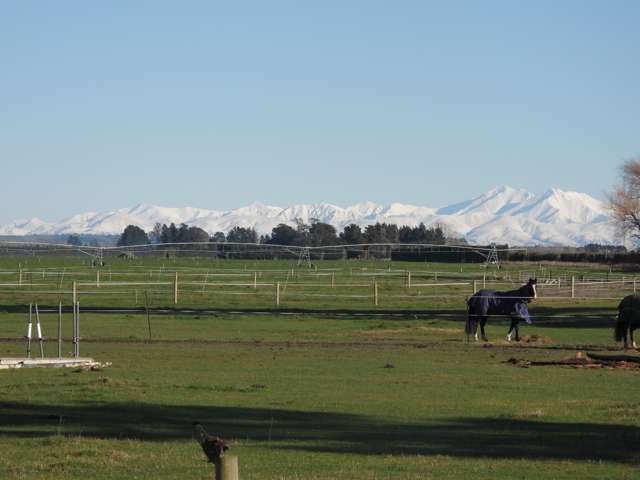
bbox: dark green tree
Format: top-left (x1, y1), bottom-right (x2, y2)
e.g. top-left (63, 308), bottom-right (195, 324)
top-left (210, 231), bottom-right (226, 243)
top-left (398, 225), bottom-right (414, 243)
top-left (364, 223), bottom-right (398, 243)
top-left (149, 223), bottom-right (163, 243)
top-left (117, 225), bottom-right (149, 246)
top-left (187, 226), bottom-right (210, 243)
top-left (268, 224), bottom-right (299, 245)
top-left (66, 235), bottom-right (82, 246)
top-left (399, 222), bottom-right (430, 243)
top-left (309, 221), bottom-right (338, 246)
top-left (339, 224), bottom-right (365, 244)
top-left (294, 218), bottom-right (310, 246)
top-left (168, 223), bottom-right (178, 243)
top-left (176, 223), bottom-right (191, 243)
top-left (160, 223), bottom-right (179, 243)
top-left (425, 225), bottom-right (446, 244)
top-left (226, 226), bottom-right (258, 243)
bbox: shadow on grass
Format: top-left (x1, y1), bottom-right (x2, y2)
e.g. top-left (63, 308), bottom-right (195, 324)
top-left (0, 401), bottom-right (638, 464)
top-left (0, 304), bottom-right (619, 330)
top-left (310, 306), bottom-right (619, 329)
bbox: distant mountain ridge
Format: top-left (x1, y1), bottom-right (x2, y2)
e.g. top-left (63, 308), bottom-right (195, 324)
top-left (0, 186), bottom-right (617, 247)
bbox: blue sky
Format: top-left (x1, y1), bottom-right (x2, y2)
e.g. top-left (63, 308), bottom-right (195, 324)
top-left (1, 1), bottom-right (638, 223)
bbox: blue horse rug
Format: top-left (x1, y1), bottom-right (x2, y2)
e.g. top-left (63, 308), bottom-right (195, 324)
top-left (467, 289), bottom-right (532, 324)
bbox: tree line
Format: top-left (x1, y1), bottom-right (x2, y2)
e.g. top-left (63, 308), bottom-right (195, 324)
top-left (115, 220), bottom-right (447, 247)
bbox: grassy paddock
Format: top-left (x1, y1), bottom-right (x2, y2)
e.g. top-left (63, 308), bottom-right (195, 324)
top-left (0, 257), bottom-right (634, 311)
top-left (0, 258), bottom-right (638, 479)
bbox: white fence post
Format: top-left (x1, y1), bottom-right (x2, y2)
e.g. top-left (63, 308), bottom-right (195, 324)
top-left (571, 276), bottom-right (575, 298)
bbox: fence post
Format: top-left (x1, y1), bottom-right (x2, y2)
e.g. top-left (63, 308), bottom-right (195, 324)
top-left (76, 301), bottom-right (80, 358)
top-left (71, 302), bottom-right (76, 358)
top-left (331, 272), bottom-right (335, 288)
top-left (483, 272), bottom-right (486, 288)
top-left (26, 303), bottom-right (32, 358)
top-left (276, 282), bottom-right (280, 306)
top-left (174, 272), bottom-right (179, 305)
top-left (215, 455), bottom-right (239, 480)
top-left (19, 268), bottom-right (22, 286)
top-left (58, 302), bottom-right (62, 359)
top-left (571, 276), bottom-right (575, 299)
top-left (407, 271), bottom-right (411, 289)
top-left (72, 301), bottom-right (80, 358)
top-left (145, 292), bottom-right (152, 340)
top-left (96, 270), bottom-right (100, 288)
top-left (473, 280), bottom-right (478, 293)
top-left (635, 278), bottom-right (637, 294)
top-left (373, 282), bottom-right (379, 306)
top-left (254, 272), bottom-right (257, 289)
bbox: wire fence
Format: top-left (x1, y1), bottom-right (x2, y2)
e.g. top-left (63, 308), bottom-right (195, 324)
top-left (0, 266), bottom-right (634, 310)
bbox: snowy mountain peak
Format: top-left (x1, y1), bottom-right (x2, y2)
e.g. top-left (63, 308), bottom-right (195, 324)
top-left (485, 185), bottom-right (522, 196)
top-left (0, 187), bottom-right (617, 246)
top-left (437, 185), bottom-right (534, 216)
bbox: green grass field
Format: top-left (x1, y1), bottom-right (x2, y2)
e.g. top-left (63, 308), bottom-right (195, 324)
top-left (0, 258), bottom-right (638, 479)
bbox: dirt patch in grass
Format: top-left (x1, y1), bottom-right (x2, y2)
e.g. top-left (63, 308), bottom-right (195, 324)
top-left (519, 334), bottom-right (554, 345)
top-left (506, 351), bottom-right (640, 370)
top-left (354, 326), bottom-right (463, 337)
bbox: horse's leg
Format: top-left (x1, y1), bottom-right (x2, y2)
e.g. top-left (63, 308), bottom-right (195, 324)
top-left (506, 318), bottom-right (520, 341)
top-left (480, 316), bottom-right (488, 342)
top-left (623, 325), bottom-right (629, 349)
top-left (506, 318), bottom-right (515, 342)
top-left (631, 326), bottom-right (638, 349)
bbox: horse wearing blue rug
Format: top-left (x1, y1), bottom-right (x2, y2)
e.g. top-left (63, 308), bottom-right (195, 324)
top-left (465, 278), bottom-right (537, 342)
top-left (615, 294), bottom-right (640, 349)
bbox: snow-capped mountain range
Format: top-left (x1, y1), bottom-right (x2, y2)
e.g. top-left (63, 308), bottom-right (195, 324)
top-left (0, 186), bottom-right (617, 247)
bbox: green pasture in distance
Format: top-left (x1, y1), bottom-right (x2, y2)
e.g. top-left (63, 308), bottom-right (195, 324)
top-left (0, 310), bottom-right (639, 480)
top-left (0, 255), bottom-right (626, 280)
top-left (0, 256), bottom-right (625, 281)
top-left (0, 257), bottom-right (633, 312)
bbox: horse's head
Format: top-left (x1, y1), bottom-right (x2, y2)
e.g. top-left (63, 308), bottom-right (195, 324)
top-left (521, 278), bottom-right (537, 302)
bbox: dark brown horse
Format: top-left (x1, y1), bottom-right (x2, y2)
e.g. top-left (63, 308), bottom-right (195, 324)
top-left (615, 294), bottom-right (640, 349)
top-left (465, 278), bottom-right (537, 342)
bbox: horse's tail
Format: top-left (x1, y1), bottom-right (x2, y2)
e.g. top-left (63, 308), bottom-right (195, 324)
top-left (465, 309), bottom-right (476, 339)
top-left (465, 295), bottom-right (477, 341)
top-left (614, 314), bottom-right (627, 342)
top-left (464, 314), bottom-right (476, 337)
